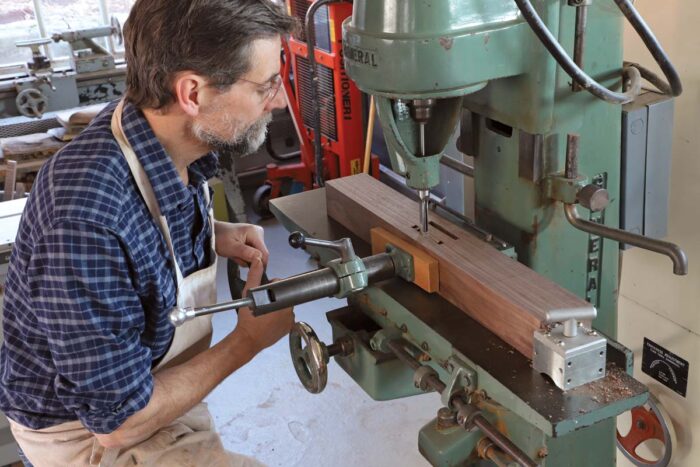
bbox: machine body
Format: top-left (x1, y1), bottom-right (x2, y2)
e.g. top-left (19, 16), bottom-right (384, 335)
top-left (168, 0), bottom-right (684, 465)
top-left (296, 0), bottom-right (681, 465)
top-left (4, 19), bottom-right (125, 120)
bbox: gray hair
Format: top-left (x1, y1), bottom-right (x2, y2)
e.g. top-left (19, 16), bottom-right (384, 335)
top-left (123, 0), bottom-right (297, 109)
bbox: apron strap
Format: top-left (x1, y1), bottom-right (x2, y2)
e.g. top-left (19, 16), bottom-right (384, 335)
top-left (111, 99), bottom-right (185, 285)
top-left (89, 439), bottom-right (119, 467)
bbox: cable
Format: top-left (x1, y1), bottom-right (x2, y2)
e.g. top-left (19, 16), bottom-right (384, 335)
top-left (513, 0), bottom-right (681, 103)
top-left (615, 0), bottom-right (682, 96)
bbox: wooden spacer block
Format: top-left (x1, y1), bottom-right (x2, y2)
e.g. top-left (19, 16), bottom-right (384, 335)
top-left (370, 227), bottom-right (439, 293)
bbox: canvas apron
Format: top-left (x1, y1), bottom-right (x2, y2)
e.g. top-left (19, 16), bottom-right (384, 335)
top-left (9, 100), bottom-right (263, 467)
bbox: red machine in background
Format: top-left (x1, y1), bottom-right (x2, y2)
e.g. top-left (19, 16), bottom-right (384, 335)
top-left (253, 0), bottom-right (379, 215)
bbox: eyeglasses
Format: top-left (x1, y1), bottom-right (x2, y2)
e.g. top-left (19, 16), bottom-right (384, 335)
top-left (238, 74), bottom-right (283, 104)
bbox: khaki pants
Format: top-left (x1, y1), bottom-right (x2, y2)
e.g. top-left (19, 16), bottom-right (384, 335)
top-left (10, 403), bottom-right (265, 467)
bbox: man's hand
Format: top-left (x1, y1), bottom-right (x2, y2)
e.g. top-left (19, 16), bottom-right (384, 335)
top-left (235, 258), bottom-right (295, 354)
top-left (95, 259), bottom-right (293, 450)
top-left (214, 221), bottom-right (270, 267)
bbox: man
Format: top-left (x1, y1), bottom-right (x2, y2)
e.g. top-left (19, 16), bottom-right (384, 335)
top-left (0, 1), bottom-right (296, 465)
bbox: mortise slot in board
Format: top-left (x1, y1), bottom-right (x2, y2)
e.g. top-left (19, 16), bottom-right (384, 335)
top-left (428, 221), bottom-right (458, 240)
top-left (326, 174), bottom-right (596, 358)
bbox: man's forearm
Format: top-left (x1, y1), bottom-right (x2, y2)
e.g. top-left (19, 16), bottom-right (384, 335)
top-left (94, 328), bottom-right (257, 449)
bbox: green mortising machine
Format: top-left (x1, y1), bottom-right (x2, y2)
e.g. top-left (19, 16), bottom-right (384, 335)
top-left (172, 1), bottom-right (687, 465)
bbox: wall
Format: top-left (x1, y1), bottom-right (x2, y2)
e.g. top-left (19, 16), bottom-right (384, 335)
top-left (619, 1), bottom-right (700, 465)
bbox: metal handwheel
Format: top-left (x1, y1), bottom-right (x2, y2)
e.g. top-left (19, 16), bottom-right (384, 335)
top-left (289, 322), bottom-right (329, 394)
top-left (616, 395), bottom-right (675, 467)
top-left (16, 88), bottom-right (49, 118)
top-left (289, 321), bottom-right (354, 394)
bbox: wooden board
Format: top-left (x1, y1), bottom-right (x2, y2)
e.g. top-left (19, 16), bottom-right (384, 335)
top-left (326, 174), bottom-right (593, 358)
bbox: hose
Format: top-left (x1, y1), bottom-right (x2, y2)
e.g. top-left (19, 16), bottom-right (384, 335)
top-left (615, 0), bottom-right (681, 96)
top-left (513, 0), bottom-right (681, 103)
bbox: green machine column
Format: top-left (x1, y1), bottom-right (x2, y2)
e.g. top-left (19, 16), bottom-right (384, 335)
top-left (462, 1), bottom-right (625, 465)
top-left (465, 0), bottom-right (623, 337)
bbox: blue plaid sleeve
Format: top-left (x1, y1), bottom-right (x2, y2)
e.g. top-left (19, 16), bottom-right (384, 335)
top-left (27, 220), bottom-right (154, 434)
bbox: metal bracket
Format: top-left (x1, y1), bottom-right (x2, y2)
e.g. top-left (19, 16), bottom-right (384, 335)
top-left (545, 173), bottom-right (588, 204)
top-left (441, 357), bottom-right (477, 408)
top-left (385, 243), bottom-right (415, 283)
top-left (533, 322), bottom-right (607, 390)
top-left (326, 257), bottom-right (368, 298)
top-left (288, 231), bottom-right (369, 298)
top-left (414, 366), bottom-right (440, 392)
top-left (369, 329), bottom-right (401, 353)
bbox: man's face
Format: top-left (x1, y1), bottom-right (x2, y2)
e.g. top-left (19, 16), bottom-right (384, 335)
top-left (190, 36), bottom-right (285, 156)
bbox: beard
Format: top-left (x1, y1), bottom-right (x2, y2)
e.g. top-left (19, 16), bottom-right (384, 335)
top-left (192, 111), bottom-right (273, 158)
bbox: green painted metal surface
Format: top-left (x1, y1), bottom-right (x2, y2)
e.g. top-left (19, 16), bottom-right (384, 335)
top-left (466, 0), bottom-right (623, 338)
top-left (465, 1), bottom-right (625, 463)
top-left (343, 0), bottom-right (529, 193)
top-left (342, 0), bottom-right (528, 99)
top-left (419, 419), bottom-right (482, 467)
top-left (327, 307), bottom-right (425, 401)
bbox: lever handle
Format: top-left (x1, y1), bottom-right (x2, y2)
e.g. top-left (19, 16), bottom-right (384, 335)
top-left (564, 204), bottom-right (688, 275)
top-left (288, 231), bottom-right (357, 263)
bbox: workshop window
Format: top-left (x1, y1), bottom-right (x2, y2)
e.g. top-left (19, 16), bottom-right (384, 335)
top-left (0, 0), bottom-right (135, 72)
top-left (0, 1), bottom-right (41, 68)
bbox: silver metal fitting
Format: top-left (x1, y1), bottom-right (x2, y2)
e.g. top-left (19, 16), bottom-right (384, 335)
top-left (455, 403), bottom-right (482, 430)
top-left (436, 407), bottom-right (459, 431)
top-left (533, 322), bottom-right (607, 390)
top-left (577, 184), bottom-right (610, 212)
top-left (413, 365), bottom-right (439, 392)
top-left (169, 306), bottom-right (195, 327)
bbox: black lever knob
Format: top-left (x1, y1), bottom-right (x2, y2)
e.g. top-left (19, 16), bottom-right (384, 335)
top-left (288, 231), bottom-right (306, 249)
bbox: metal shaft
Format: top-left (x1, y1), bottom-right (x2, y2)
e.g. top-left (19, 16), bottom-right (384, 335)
top-left (419, 123), bottom-right (426, 156)
top-left (471, 412), bottom-right (538, 467)
top-left (564, 204), bottom-right (688, 275)
top-left (169, 253), bottom-right (397, 326)
top-left (572, 3), bottom-right (588, 92)
top-left (565, 134), bottom-right (579, 179)
top-left (169, 297), bottom-right (254, 326)
top-left (385, 340), bottom-right (537, 467)
top-left (418, 189), bottom-right (430, 233)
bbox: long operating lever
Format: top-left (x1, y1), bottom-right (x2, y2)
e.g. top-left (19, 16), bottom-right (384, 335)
top-left (169, 233), bottom-right (397, 327)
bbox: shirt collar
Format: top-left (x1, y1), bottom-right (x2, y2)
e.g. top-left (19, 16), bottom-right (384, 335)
top-left (118, 102), bottom-right (219, 214)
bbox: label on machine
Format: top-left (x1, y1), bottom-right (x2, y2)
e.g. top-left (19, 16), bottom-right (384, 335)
top-left (642, 337), bottom-right (689, 397)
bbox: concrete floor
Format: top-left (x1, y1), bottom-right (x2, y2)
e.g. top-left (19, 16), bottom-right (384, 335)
top-left (205, 210), bottom-right (439, 467)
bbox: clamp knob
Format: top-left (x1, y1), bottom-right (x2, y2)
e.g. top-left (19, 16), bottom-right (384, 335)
top-left (288, 231), bottom-right (306, 249)
top-left (577, 184), bottom-right (610, 212)
top-left (288, 231), bottom-right (357, 263)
